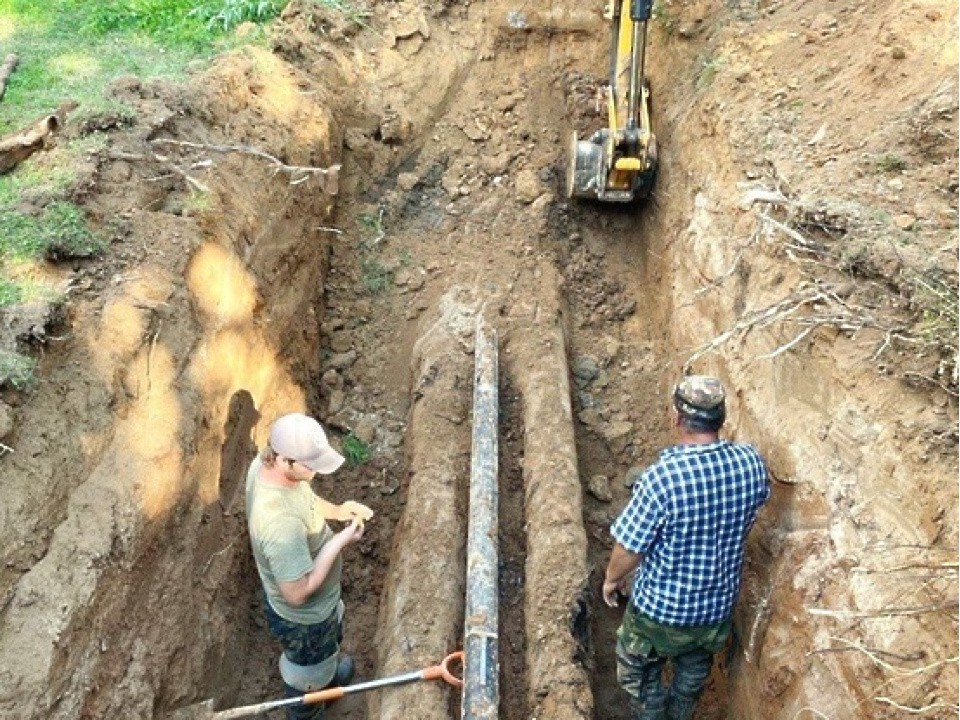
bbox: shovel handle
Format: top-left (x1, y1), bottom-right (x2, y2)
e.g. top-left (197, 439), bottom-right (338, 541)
top-left (423, 651), bottom-right (464, 688)
top-left (208, 652), bottom-right (465, 718)
top-left (301, 651), bottom-right (464, 706)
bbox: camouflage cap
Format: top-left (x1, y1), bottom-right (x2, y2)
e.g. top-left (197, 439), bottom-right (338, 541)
top-left (673, 375), bottom-right (726, 420)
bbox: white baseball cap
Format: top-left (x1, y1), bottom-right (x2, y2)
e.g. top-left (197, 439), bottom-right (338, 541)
top-left (269, 413), bottom-right (344, 474)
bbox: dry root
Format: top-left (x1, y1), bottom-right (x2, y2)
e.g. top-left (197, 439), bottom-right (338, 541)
top-left (149, 138), bottom-right (341, 195)
top-left (684, 192), bottom-right (958, 396)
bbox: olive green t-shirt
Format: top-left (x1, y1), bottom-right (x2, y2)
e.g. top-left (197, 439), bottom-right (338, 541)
top-left (245, 456), bottom-right (342, 624)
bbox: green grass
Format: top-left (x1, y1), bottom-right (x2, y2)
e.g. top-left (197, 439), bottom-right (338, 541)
top-left (190, 0), bottom-right (285, 31)
top-left (1, 202), bottom-right (106, 261)
top-left (1, 2), bottom-right (218, 134)
top-left (0, 0), bottom-right (368, 312)
top-left (0, 277), bottom-right (23, 305)
top-left (0, 0), bottom-right (285, 309)
top-left (696, 55), bottom-right (726, 89)
top-left (0, 349), bottom-right (38, 390)
top-left (341, 433), bottom-right (372, 467)
top-left (874, 153), bottom-right (907, 173)
top-left (651, 0), bottom-right (676, 35)
top-left (361, 257), bottom-right (393, 294)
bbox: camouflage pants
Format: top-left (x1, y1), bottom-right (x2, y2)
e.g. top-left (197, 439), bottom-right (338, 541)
top-left (265, 602), bottom-right (343, 720)
top-left (615, 603), bottom-right (730, 720)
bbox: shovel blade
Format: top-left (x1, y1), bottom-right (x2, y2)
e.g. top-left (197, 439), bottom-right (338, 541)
top-left (164, 698), bottom-right (217, 720)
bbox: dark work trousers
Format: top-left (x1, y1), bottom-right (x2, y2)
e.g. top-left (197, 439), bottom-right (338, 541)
top-left (615, 603), bottom-right (729, 720)
top-left (264, 601), bottom-right (342, 720)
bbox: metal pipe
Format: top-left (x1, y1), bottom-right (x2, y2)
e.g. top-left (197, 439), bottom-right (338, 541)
top-left (637, 21), bottom-right (649, 108)
top-left (607, 0), bottom-right (622, 98)
top-left (462, 320), bottom-right (499, 720)
top-left (626, 18), bottom-right (642, 130)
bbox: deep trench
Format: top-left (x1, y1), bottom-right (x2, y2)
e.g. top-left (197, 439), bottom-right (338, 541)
top-left (218, 189), bottom-right (751, 720)
top-left (202, 12), bottom-right (765, 720)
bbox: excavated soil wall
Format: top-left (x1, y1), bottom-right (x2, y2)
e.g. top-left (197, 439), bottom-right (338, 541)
top-left (634, 2), bottom-right (959, 717)
top-left (0, 50), bottom-right (342, 718)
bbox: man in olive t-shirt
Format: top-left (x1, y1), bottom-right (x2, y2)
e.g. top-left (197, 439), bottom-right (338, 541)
top-left (246, 413), bottom-right (365, 720)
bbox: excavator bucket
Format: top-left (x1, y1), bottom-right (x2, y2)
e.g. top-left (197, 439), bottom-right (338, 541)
top-left (567, 0), bottom-right (657, 204)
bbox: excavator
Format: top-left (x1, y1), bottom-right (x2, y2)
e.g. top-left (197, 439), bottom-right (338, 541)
top-left (566, 0), bottom-right (657, 203)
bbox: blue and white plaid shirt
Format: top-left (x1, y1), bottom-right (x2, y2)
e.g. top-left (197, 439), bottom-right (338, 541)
top-left (611, 440), bottom-right (769, 626)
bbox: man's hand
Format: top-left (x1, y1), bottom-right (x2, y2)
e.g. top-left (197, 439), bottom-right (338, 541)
top-left (337, 517), bottom-right (365, 547)
top-left (600, 578), bottom-right (627, 607)
top-left (338, 500), bottom-right (374, 523)
top-left (337, 518), bottom-right (363, 547)
top-left (602, 543), bottom-right (641, 608)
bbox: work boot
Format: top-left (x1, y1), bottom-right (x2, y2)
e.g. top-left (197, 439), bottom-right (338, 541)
top-left (328, 654), bottom-right (355, 688)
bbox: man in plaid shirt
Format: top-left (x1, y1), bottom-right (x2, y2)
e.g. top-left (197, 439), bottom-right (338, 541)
top-left (602, 376), bottom-right (769, 720)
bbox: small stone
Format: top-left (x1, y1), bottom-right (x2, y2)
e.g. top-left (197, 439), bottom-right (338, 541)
top-left (397, 172), bottom-right (419, 191)
top-left (601, 336), bottom-right (621, 365)
top-left (601, 420), bottom-right (634, 454)
top-left (0, 400), bottom-right (13, 440)
top-left (936, 209), bottom-right (956, 229)
top-left (321, 369), bottom-right (343, 391)
top-left (353, 415), bottom-right (379, 445)
top-left (479, 151), bottom-right (512, 176)
top-left (887, 178), bottom-right (904, 191)
top-left (587, 474), bottom-right (613, 502)
top-left (327, 350), bottom-right (358, 370)
top-left (329, 331), bottom-right (352, 353)
top-left (893, 213), bottom-right (916, 230)
top-left (571, 356), bottom-right (600, 388)
top-left (578, 408), bottom-right (601, 427)
top-left (515, 168), bottom-right (541, 204)
top-left (623, 465), bottom-right (644, 489)
top-left (327, 389), bottom-right (346, 415)
top-left (890, 46), bottom-right (906, 60)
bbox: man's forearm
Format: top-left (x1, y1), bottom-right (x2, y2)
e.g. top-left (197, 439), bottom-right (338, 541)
top-left (280, 537), bottom-right (346, 606)
top-left (306, 536), bottom-right (346, 594)
top-left (605, 542), bottom-right (641, 583)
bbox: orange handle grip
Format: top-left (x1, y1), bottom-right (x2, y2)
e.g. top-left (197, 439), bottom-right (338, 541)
top-left (420, 651), bottom-right (464, 687)
top-left (302, 686), bottom-right (346, 705)
top-left (423, 665), bottom-right (444, 682)
top-left (440, 651), bottom-right (464, 689)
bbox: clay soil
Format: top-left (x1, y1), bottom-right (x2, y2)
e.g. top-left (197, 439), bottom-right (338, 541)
top-left (0, 1), bottom-right (957, 719)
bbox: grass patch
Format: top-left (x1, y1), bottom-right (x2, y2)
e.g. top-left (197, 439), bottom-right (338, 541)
top-left (696, 55), bottom-right (726, 89)
top-left (0, 277), bottom-right (24, 306)
top-left (357, 209), bottom-right (385, 245)
top-left (0, 3), bottom-right (214, 134)
top-left (652, 0), bottom-right (676, 35)
top-left (356, 208), bottom-right (392, 293)
top-left (341, 433), bottom-right (372, 466)
top-left (0, 0), bottom-right (366, 323)
top-left (874, 153), bottom-right (907, 173)
top-left (0, 350), bottom-right (38, 390)
top-left (361, 257), bottom-right (393, 294)
top-left (1, 202), bottom-right (106, 261)
top-left (0, 0), bottom-right (272, 310)
top-left (190, 0), bottom-right (285, 31)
